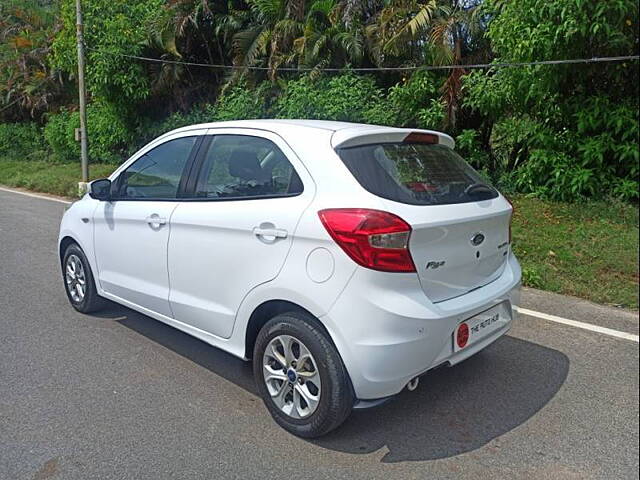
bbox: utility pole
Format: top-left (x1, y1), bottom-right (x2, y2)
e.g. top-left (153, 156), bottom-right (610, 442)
top-left (75, 0), bottom-right (89, 187)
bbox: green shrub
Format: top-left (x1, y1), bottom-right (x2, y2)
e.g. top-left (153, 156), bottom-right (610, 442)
top-left (133, 81), bottom-right (272, 153)
top-left (274, 72), bottom-right (445, 129)
top-left (275, 73), bottom-right (387, 123)
top-left (51, 0), bottom-right (164, 110)
top-left (212, 81), bottom-right (271, 121)
top-left (501, 98), bottom-right (640, 202)
top-left (462, 92), bottom-right (639, 202)
top-left (43, 110), bottom-right (76, 163)
top-left (462, 0), bottom-right (639, 203)
top-left (135, 105), bottom-right (214, 146)
top-left (0, 122), bottom-right (48, 161)
top-left (44, 102), bottom-right (132, 164)
top-left (86, 102), bottom-right (133, 163)
top-left (385, 71), bottom-right (444, 129)
top-left (456, 129), bottom-right (492, 174)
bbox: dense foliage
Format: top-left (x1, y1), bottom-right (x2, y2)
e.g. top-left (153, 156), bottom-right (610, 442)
top-left (464, 0), bottom-right (639, 200)
top-left (0, 0), bottom-right (638, 201)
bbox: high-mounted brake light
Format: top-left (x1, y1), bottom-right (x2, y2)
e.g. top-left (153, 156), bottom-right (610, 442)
top-left (318, 209), bottom-right (416, 272)
top-left (403, 132), bottom-right (439, 144)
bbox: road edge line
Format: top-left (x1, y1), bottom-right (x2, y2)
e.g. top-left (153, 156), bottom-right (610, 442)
top-left (516, 307), bottom-right (639, 342)
top-left (0, 186), bottom-right (72, 205)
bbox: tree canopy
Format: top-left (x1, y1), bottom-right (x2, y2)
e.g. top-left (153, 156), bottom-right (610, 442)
top-left (0, 0), bottom-right (638, 200)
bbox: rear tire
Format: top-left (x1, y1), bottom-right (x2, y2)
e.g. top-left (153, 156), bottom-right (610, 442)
top-left (253, 312), bottom-right (354, 438)
top-left (62, 243), bottom-right (106, 313)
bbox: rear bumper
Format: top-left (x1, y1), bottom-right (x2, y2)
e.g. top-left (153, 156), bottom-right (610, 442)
top-left (321, 251), bottom-right (521, 400)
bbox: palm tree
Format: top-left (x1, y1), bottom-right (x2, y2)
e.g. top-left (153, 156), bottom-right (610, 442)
top-left (365, 0), bottom-right (438, 65)
top-left (232, 0), bottom-right (306, 79)
top-left (367, 0), bottom-right (484, 128)
top-left (429, 1), bottom-right (485, 127)
top-left (294, 0), bottom-right (366, 73)
top-left (145, 1), bottom-right (248, 107)
top-left (0, 0), bottom-right (59, 120)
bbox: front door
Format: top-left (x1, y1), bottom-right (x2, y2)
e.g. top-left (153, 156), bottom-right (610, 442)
top-left (167, 131), bottom-right (313, 338)
top-left (93, 134), bottom-right (201, 317)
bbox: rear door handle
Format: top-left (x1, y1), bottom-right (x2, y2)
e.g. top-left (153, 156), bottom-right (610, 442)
top-left (146, 215), bottom-right (167, 227)
top-left (253, 227), bottom-right (288, 239)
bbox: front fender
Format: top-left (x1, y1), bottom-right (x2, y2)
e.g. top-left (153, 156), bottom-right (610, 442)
top-left (58, 199), bottom-right (100, 290)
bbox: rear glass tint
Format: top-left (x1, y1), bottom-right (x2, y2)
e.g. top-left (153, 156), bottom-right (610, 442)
top-left (337, 142), bottom-right (498, 206)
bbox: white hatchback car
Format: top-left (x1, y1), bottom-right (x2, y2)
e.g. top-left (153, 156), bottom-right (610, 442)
top-left (59, 120), bottom-right (521, 437)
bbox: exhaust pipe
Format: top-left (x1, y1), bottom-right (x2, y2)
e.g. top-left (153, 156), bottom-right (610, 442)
top-left (406, 377), bottom-right (419, 391)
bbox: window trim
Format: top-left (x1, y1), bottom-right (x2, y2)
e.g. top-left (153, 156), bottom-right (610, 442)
top-left (109, 135), bottom-right (204, 202)
top-left (182, 132), bottom-right (305, 202)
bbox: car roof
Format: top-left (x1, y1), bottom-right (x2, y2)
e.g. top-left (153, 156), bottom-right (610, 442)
top-left (166, 119), bottom-right (377, 134)
top-left (161, 119), bottom-right (455, 148)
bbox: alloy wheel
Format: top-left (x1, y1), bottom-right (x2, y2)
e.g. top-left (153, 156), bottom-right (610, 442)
top-left (65, 254), bottom-right (86, 303)
top-left (262, 334), bottom-right (322, 419)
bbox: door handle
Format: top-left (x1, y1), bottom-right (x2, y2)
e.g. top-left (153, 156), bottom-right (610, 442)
top-left (253, 227), bottom-right (288, 239)
top-left (146, 215), bottom-right (167, 227)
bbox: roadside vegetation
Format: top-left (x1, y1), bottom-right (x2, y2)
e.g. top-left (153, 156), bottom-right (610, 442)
top-left (511, 196), bottom-right (639, 310)
top-left (0, 160), bottom-right (114, 198)
top-left (0, 0), bottom-right (638, 307)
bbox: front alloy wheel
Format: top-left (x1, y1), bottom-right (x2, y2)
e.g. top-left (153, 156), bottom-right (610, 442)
top-left (65, 254), bottom-right (86, 303)
top-left (62, 242), bottom-right (105, 313)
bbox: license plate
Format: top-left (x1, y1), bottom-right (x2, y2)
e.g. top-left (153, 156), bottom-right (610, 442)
top-left (453, 303), bottom-right (510, 352)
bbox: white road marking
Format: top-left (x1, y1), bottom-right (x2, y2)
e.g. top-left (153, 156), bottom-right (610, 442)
top-left (516, 307), bottom-right (639, 342)
top-left (0, 186), bottom-right (72, 204)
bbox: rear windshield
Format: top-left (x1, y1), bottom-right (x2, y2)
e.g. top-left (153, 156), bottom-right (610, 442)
top-left (337, 142), bottom-right (498, 206)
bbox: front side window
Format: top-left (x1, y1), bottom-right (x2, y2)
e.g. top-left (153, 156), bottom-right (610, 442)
top-left (337, 143), bottom-right (498, 206)
top-left (116, 136), bottom-right (197, 199)
top-left (194, 135), bottom-right (303, 199)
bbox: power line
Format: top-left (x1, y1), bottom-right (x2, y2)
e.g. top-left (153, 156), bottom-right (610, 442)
top-left (86, 48), bottom-right (639, 72)
top-left (2, 53), bottom-right (638, 111)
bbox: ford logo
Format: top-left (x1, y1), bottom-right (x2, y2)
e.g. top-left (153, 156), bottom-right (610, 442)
top-left (470, 232), bottom-right (485, 246)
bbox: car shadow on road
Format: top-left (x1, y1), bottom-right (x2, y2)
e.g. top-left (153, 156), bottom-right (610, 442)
top-left (313, 335), bottom-right (569, 462)
top-left (93, 302), bottom-right (569, 463)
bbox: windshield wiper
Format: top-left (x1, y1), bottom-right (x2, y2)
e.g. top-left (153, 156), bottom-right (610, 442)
top-left (464, 183), bottom-right (495, 196)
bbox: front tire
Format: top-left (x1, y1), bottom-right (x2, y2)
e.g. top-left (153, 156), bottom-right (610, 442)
top-left (62, 243), bottom-right (105, 313)
top-left (253, 312), bottom-right (354, 438)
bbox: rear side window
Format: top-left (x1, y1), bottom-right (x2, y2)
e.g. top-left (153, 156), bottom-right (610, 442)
top-left (194, 135), bottom-right (303, 199)
top-left (337, 143), bottom-right (498, 206)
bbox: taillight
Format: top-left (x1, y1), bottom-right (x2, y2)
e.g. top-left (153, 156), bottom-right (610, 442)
top-left (318, 209), bottom-right (416, 272)
top-left (504, 196), bottom-right (514, 244)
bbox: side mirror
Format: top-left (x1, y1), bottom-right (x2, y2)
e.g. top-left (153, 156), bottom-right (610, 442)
top-left (89, 178), bottom-right (112, 201)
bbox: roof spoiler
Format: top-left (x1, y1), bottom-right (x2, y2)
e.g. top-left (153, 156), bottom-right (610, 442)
top-left (331, 127), bottom-right (455, 150)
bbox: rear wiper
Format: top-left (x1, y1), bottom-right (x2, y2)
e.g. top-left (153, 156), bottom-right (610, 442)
top-left (464, 183), bottom-right (495, 196)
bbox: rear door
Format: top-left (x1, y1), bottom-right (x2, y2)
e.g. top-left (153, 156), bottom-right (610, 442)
top-left (337, 139), bottom-right (511, 303)
top-left (167, 129), bottom-right (314, 338)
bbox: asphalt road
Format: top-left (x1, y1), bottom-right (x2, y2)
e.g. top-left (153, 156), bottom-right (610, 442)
top-left (1, 188), bottom-right (638, 480)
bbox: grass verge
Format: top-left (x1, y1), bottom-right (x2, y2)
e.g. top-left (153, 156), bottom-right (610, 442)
top-left (1, 160), bottom-right (638, 309)
top-left (0, 160), bottom-right (116, 198)
top-left (511, 195), bottom-right (638, 310)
